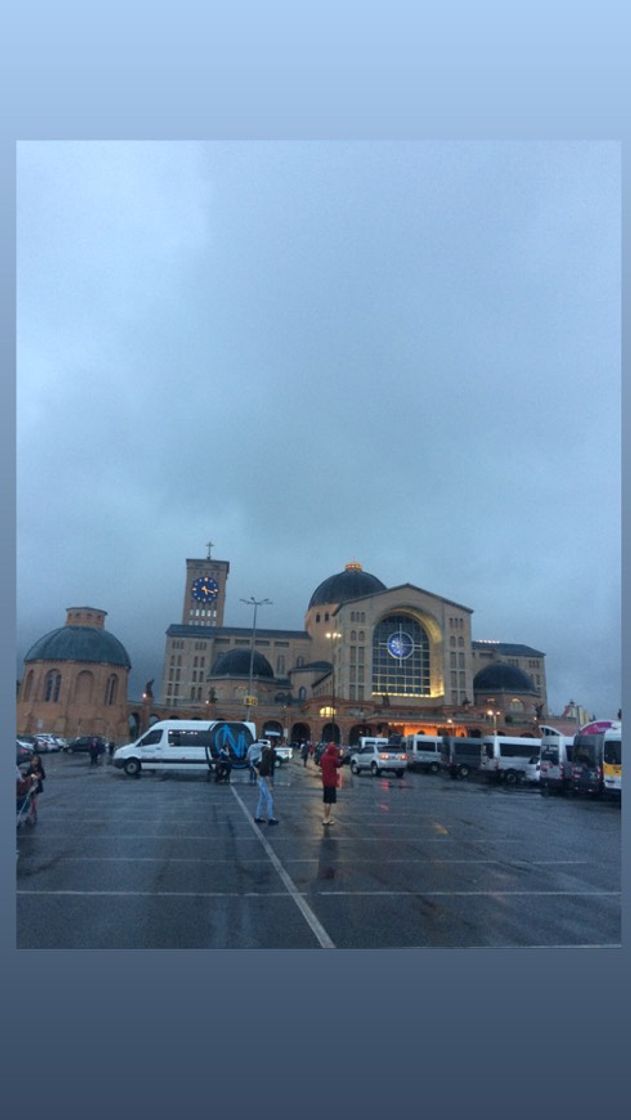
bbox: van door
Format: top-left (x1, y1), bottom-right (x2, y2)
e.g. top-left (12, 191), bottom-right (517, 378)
top-left (137, 728), bottom-right (165, 769)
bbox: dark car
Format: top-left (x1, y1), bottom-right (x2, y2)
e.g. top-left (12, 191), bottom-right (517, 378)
top-left (65, 736), bottom-right (107, 755)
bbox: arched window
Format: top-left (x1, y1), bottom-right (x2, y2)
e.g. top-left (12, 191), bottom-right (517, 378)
top-left (44, 669), bottom-right (62, 703)
top-left (74, 670), bottom-right (94, 704)
top-left (372, 614), bottom-right (430, 697)
top-left (105, 675), bottom-right (118, 705)
top-left (351, 630), bottom-right (357, 641)
top-left (23, 670), bottom-right (34, 701)
top-left (298, 686), bottom-right (307, 700)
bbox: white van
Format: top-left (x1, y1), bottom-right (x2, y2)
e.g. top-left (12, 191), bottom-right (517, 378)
top-left (538, 725), bottom-right (575, 795)
top-left (480, 735), bottom-right (542, 786)
top-left (113, 720), bottom-right (256, 777)
top-left (404, 734), bottom-right (442, 773)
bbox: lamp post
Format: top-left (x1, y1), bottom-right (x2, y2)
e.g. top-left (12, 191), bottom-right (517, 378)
top-left (325, 630), bottom-right (342, 743)
top-left (240, 596), bottom-right (272, 717)
top-left (486, 708), bottom-right (499, 733)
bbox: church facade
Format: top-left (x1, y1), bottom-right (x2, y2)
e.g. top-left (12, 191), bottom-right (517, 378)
top-left (17, 549), bottom-right (548, 745)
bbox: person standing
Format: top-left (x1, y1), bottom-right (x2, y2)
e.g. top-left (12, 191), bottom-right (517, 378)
top-left (320, 742), bottom-right (343, 826)
top-left (253, 742), bottom-right (278, 826)
top-left (26, 751), bottom-right (46, 823)
top-left (300, 741), bottom-right (310, 767)
top-left (88, 737), bottom-right (100, 766)
top-left (246, 739), bottom-right (263, 783)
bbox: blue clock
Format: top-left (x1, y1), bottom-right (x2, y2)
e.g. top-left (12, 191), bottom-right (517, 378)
top-left (387, 631), bottom-right (414, 659)
top-left (191, 576), bottom-right (219, 603)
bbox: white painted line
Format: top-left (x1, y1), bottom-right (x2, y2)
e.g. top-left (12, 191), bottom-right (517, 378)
top-left (229, 785), bottom-right (336, 949)
top-left (17, 888), bottom-right (620, 899)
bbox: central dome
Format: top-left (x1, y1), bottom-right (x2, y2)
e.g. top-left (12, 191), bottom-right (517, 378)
top-left (473, 663), bottom-right (536, 694)
top-left (308, 562), bottom-right (386, 609)
top-left (210, 649), bottom-right (274, 679)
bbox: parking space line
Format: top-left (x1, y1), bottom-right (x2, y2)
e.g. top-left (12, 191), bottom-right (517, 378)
top-left (229, 785), bottom-right (336, 949)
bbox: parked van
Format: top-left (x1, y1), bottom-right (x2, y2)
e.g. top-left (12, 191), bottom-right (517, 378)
top-left (480, 735), bottom-right (542, 785)
top-left (440, 737), bottom-right (483, 779)
top-left (538, 725), bottom-right (575, 795)
top-left (404, 734), bottom-right (442, 773)
top-left (570, 720), bottom-right (621, 799)
top-left (113, 720), bottom-right (256, 777)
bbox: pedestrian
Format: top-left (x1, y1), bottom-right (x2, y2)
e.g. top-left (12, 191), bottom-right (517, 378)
top-left (300, 741), bottom-right (310, 767)
top-left (107, 740), bottom-right (115, 759)
top-left (246, 739), bottom-right (263, 783)
top-left (253, 741), bottom-right (278, 826)
top-left (88, 737), bottom-right (101, 766)
top-left (320, 741), bottom-right (343, 826)
top-left (25, 750), bottom-right (46, 823)
top-left (215, 742), bottom-right (232, 783)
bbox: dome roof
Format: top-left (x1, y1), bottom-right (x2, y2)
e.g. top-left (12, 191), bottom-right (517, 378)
top-left (473, 662), bottom-right (536, 694)
top-left (308, 562), bottom-right (386, 608)
top-left (25, 625), bottom-right (131, 669)
top-left (211, 649), bottom-right (274, 678)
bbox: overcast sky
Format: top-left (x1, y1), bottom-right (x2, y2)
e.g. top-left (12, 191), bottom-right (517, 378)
top-left (16, 141), bottom-right (620, 717)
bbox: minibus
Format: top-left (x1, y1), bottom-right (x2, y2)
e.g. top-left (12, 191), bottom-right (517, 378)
top-left (113, 719), bottom-right (256, 777)
top-left (479, 735), bottom-right (541, 785)
top-left (404, 734), bottom-right (443, 773)
top-left (439, 737), bottom-right (483, 779)
top-left (571, 720), bottom-right (621, 799)
top-left (538, 725), bottom-right (575, 795)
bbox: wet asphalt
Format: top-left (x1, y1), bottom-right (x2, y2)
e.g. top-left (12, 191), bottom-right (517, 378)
top-left (16, 753), bottom-right (621, 949)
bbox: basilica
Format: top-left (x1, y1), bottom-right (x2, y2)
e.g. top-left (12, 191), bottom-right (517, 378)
top-left (17, 547), bottom-right (548, 745)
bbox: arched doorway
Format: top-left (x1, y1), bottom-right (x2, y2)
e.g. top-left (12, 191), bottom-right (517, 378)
top-left (348, 724), bottom-right (373, 746)
top-left (321, 722), bottom-right (340, 744)
top-left (291, 722), bottom-right (310, 744)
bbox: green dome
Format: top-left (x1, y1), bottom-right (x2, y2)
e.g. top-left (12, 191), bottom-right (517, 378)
top-left (25, 626), bottom-right (131, 669)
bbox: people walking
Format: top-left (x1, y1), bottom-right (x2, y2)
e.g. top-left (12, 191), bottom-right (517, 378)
top-left (88, 737), bottom-right (100, 766)
top-left (320, 741), bottom-right (343, 826)
top-left (253, 741), bottom-right (278, 825)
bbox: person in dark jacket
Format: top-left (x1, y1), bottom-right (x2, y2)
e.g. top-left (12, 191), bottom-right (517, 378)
top-left (25, 751), bottom-right (46, 822)
top-left (88, 737), bottom-right (101, 766)
top-left (320, 742), bottom-right (343, 826)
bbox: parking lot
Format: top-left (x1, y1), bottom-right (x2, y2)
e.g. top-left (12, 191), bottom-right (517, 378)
top-left (16, 753), bottom-right (621, 949)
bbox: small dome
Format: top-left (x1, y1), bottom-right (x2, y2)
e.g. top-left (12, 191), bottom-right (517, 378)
top-left (25, 625), bottom-right (131, 669)
top-left (309, 562), bottom-right (386, 608)
top-left (211, 649), bottom-right (274, 678)
top-left (473, 662), bottom-right (536, 694)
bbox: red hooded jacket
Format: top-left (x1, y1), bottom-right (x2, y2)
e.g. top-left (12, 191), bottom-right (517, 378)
top-left (320, 744), bottom-right (342, 788)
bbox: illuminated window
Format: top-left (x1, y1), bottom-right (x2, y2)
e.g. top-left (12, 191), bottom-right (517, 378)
top-left (372, 615), bottom-right (430, 697)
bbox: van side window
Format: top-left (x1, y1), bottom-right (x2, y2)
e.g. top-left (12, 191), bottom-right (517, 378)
top-left (140, 730), bottom-right (163, 747)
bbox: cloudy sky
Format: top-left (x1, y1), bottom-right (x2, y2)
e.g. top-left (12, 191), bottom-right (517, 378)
top-left (16, 141), bottom-right (620, 717)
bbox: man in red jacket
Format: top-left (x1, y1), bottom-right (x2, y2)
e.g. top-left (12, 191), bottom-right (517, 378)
top-left (320, 742), bottom-right (343, 826)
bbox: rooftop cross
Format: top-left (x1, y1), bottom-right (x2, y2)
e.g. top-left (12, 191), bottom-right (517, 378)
top-left (206, 541), bottom-right (213, 559)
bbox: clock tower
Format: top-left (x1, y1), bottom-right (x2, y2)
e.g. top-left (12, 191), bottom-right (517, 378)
top-left (182, 542), bottom-right (229, 627)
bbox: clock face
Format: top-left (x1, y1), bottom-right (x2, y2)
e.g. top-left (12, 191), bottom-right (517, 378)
top-left (386, 631), bottom-right (414, 660)
top-left (191, 576), bottom-right (219, 603)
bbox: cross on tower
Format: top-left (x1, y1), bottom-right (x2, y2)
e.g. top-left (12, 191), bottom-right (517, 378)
top-left (206, 541), bottom-right (214, 559)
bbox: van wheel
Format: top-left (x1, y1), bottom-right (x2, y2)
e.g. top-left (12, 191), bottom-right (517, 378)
top-left (370, 762), bottom-right (378, 776)
top-left (504, 770), bottom-right (518, 786)
top-left (350, 761), bottom-right (359, 775)
top-left (124, 758), bottom-right (141, 777)
top-left (429, 762), bottom-right (439, 774)
top-left (458, 765), bottom-right (470, 779)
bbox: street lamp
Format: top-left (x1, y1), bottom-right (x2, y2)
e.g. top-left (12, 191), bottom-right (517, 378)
top-left (325, 630), bottom-right (342, 743)
top-left (486, 708), bottom-right (499, 733)
top-left (240, 596), bottom-right (272, 716)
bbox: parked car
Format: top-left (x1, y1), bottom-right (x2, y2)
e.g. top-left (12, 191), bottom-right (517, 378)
top-left (349, 740), bottom-right (407, 778)
top-left (34, 734), bottom-right (65, 752)
top-left (65, 736), bottom-right (107, 755)
top-left (273, 744), bottom-right (293, 764)
top-left (17, 740), bottom-right (34, 765)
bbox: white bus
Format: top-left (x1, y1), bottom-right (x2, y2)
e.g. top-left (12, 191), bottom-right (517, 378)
top-left (480, 735), bottom-right (541, 786)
